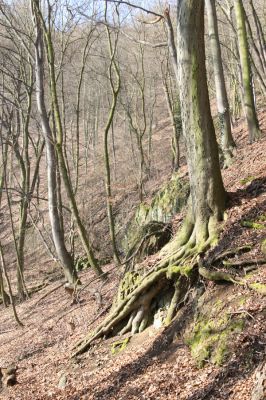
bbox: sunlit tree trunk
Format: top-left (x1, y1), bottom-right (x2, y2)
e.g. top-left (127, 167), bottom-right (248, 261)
top-left (177, 0), bottom-right (226, 245)
top-left (234, 0), bottom-right (261, 143)
top-left (32, 0), bottom-right (103, 277)
top-left (31, 1), bottom-right (77, 284)
top-left (103, 3), bottom-right (121, 265)
top-left (206, 0), bottom-right (235, 165)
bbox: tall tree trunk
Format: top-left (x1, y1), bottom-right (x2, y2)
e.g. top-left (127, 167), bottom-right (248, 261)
top-left (234, 0), bottom-right (261, 143)
top-left (31, 2), bottom-right (77, 284)
top-left (206, 0), bottom-right (235, 165)
top-left (103, 5), bottom-right (121, 266)
top-left (248, 0), bottom-right (266, 71)
top-left (177, 0), bottom-right (226, 244)
top-left (162, 72), bottom-right (180, 171)
top-left (32, 0), bottom-right (103, 277)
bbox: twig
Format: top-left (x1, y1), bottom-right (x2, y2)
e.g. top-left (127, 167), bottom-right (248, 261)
top-left (0, 329), bottom-right (17, 335)
top-left (227, 309), bottom-right (255, 320)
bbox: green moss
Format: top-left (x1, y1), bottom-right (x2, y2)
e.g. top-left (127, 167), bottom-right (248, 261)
top-left (186, 316), bottom-right (244, 367)
top-left (241, 220), bottom-right (265, 229)
top-left (214, 299), bottom-right (223, 310)
top-left (249, 282), bottom-right (266, 295)
top-left (113, 271), bottom-right (141, 308)
top-left (238, 296), bottom-right (247, 306)
top-left (111, 337), bottom-right (130, 355)
top-left (122, 174), bottom-right (189, 253)
top-left (185, 294), bottom-right (245, 368)
top-left (239, 176), bottom-right (256, 185)
top-left (166, 263), bottom-right (194, 280)
top-left (180, 264), bottom-right (194, 277)
top-left (166, 265), bottom-right (181, 279)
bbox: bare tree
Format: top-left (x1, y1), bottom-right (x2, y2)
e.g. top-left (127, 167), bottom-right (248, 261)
top-left (234, 0), bottom-right (261, 142)
top-left (206, 0), bottom-right (235, 166)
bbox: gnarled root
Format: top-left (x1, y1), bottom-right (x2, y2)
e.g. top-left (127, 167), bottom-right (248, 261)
top-left (72, 213), bottom-right (220, 358)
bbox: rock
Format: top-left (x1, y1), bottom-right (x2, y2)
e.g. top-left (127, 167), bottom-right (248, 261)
top-left (58, 373), bottom-right (67, 389)
top-left (252, 363), bottom-right (266, 400)
top-left (122, 173), bottom-right (189, 254)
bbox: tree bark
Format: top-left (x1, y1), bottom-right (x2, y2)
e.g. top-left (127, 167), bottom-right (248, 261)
top-left (234, 0), bottom-right (261, 143)
top-left (32, 0), bottom-right (103, 277)
top-left (206, 0), bottom-right (235, 165)
top-left (177, 0), bottom-right (226, 244)
top-left (31, 2), bottom-right (77, 284)
top-left (104, 8), bottom-right (121, 266)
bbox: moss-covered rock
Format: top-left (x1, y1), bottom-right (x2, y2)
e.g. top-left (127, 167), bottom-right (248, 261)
top-left (122, 173), bottom-right (189, 253)
top-left (185, 289), bottom-right (245, 367)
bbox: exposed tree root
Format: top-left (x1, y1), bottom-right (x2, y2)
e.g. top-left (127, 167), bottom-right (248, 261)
top-left (199, 266), bottom-right (239, 284)
top-left (72, 213), bottom-right (263, 358)
top-left (211, 245), bottom-right (252, 263)
top-left (199, 265), bottom-right (266, 295)
top-left (165, 280), bottom-right (182, 325)
top-left (72, 215), bottom-right (214, 357)
top-left (222, 259), bottom-right (266, 268)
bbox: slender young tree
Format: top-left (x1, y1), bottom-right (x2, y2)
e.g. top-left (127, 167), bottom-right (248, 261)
top-left (31, 0), bottom-right (103, 277)
top-left (206, 0), bottom-right (235, 166)
top-left (160, 58), bottom-right (181, 171)
top-left (31, 0), bottom-right (78, 284)
top-left (234, 0), bottom-right (261, 143)
top-left (103, 2), bottom-right (121, 265)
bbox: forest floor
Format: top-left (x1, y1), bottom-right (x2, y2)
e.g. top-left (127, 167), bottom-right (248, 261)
top-left (0, 111), bottom-right (266, 400)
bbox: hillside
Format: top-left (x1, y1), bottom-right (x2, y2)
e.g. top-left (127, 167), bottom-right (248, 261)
top-left (1, 0), bottom-right (266, 398)
top-left (0, 109), bottom-right (265, 400)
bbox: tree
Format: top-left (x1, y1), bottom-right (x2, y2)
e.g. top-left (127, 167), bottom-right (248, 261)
top-left (73, 0), bottom-right (227, 356)
top-left (103, 1), bottom-right (121, 265)
top-left (31, 0), bottom-right (78, 284)
top-left (31, 0), bottom-right (104, 278)
top-left (176, 0), bottom-right (226, 246)
top-left (206, 0), bottom-right (235, 166)
top-left (234, 0), bottom-right (261, 143)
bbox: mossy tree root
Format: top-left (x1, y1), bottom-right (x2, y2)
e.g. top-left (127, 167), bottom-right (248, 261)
top-left (165, 280), bottom-right (182, 326)
top-left (72, 215), bottom-right (219, 357)
top-left (211, 245), bottom-right (252, 263)
top-left (199, 266), bottom-right (266, 295)
top-left (72, 270), bottom-right (168, 356)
